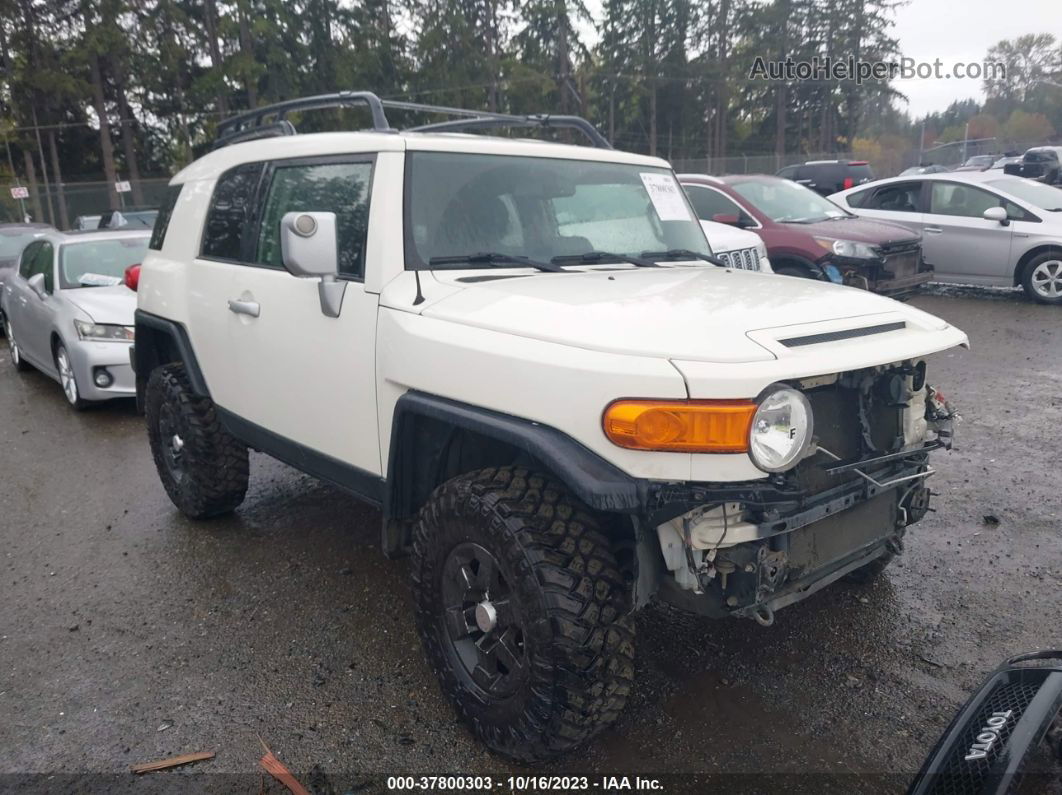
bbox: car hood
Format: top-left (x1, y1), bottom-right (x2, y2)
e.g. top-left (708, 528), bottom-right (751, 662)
top-left (422, 266), bottom-right (961, 363)
top-left (786, 216), bottom-right (920, 246)
top-left (63, 284), bottom-right (137, 325)
top-left (700, 220), bottom-right (762, 253)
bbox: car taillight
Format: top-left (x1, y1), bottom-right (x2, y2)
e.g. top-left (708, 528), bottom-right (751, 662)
top-left (843, 177), bottom-right (854, 189)
top-left (124, 264), bottom-right (141, 291)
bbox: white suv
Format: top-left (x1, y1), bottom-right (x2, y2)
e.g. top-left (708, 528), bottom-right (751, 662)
top-left (134, 92), bottom-right (967, 762)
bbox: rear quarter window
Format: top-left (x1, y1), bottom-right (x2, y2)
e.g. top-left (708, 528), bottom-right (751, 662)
top-left (149, 185), bottom-right (183, 251)
top-left (201, 163), bottom-right (264, 261)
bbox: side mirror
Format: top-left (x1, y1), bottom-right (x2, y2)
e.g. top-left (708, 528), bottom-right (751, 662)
top-left (983, 206), bottom-right (1009, 226)
top-left (736, 215), bottom-right (756, 229)
top-left (280, 211), bottom-right (345, 318)
top-left (27, 272), bottom-right (46, 298)
top-left (712, 213), bottom-right (740, 226)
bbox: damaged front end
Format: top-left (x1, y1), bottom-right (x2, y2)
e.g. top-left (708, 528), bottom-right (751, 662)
top-left (649, 359), bottom-right (958, 624)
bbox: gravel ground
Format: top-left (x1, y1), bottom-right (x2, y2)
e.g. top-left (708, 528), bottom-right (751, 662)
top-left (0, 289), bottom-right (1059, 794)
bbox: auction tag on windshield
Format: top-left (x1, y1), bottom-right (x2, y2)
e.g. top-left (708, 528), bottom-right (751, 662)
top-left (79, 273), bottom-right (123, 287)
top-left (640, 173), bottom-right (693, 222)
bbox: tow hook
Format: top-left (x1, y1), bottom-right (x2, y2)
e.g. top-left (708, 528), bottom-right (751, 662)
top-left (751, 604), bottom-right (775, 627)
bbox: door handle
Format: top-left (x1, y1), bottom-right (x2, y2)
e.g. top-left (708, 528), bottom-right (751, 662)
top-left (923, 226), bottom-right (942, 234)
top-left (227, 299), bottom-right (260, 318)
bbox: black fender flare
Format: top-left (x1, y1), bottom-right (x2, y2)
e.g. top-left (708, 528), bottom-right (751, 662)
top-left (384, 391), bottom-right (646, 528)
top-left (132, 310), bottom-right (211, 408)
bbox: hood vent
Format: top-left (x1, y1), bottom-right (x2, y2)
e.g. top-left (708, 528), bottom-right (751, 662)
top-left (779, 321), bottom-right (906, 348)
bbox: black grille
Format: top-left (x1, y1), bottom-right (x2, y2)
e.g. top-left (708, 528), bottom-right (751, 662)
top-left (923, 675), bottom-right (1044, 795)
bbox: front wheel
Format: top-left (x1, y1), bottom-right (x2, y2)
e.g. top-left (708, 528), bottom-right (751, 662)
top-left (411, 467), bottom-right (635, 762)
top-left (145, 363), bottom-right (249, 518)
top-left (55, 342), bottom-right (88, 410)
top-left (1022, 253), bottom-right (1062, 304)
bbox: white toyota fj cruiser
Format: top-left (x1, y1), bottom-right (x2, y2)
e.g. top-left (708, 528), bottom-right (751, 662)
top-left (134, 92), bottom-right (967, 762)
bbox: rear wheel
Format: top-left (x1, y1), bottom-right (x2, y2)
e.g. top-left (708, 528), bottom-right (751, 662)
top-left (5, 317), bottom-right (31, 372)
top-left (145, 363), bottom-right (249, 518)
top-left (1022, 253), bottom-right (1062, 305)
top-left (411, 467), bottom-right (635, 762)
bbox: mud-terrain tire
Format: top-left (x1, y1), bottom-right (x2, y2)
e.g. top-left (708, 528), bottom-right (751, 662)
top-left (844, 551), bottom-right (895, 584)
top-left (411, 466), bottom-right (635, 762)
top-left (145, 363), bottom-right (249, 518)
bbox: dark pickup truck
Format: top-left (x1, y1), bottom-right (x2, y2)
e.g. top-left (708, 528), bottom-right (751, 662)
top-left (1003, 147), bottom-right (1062, 186)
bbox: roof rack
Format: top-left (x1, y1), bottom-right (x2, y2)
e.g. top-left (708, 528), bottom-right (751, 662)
top-left (212, 91), bottom-right (612, 150)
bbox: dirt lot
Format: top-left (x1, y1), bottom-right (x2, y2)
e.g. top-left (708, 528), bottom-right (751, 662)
top-left (1, 289), bottom-right (1059, 794)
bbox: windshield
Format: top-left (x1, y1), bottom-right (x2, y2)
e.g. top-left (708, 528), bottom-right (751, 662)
top-left (729, 178), bottom-right (849, 223)
top-left (405, 153), bottom-right (709, 269)
top-left (60, 237), bottom-right (149, 288)
top-left (986, 178), bottom-right (1062, 211)
top-left (965, 156), bottom-right (994, 167)
top-left (0, 229), bottom-right (44, 261)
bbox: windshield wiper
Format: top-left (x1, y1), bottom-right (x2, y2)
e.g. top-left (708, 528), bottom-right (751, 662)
top-left (428, 251), bottom-right (564, 273)
top-left (551, 250), bottom-right (658, 267)
top-left (640, 249), bottom-right (727, 267)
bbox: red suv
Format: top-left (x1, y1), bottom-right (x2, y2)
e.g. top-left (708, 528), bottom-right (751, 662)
top-left (680, 173), bottom-right (933, 296)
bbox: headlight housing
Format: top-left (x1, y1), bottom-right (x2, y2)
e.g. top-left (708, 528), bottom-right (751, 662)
top-left (815, 238), bottom-right (879, 260)
top-left (748, 386), bottom-right (814, 472)
top-left (74, 319), bottom-right (134, 342)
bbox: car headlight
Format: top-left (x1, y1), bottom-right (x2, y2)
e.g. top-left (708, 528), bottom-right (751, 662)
top-left (815, 238), bottom-right (879, 260)
top-left (74, 319), bottom-right (134, 342)
top-left (748, 386), bottom-right (814, 473)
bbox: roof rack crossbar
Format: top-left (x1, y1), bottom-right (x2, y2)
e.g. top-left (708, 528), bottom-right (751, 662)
top-left (215, 91), bottom-right (391, 148)
top-left (212, 91), bottom-right (612, 150)
top-left (408, 114), bottom-right (612, 149)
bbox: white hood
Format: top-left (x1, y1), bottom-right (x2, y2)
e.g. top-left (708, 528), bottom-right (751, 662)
top-left (700, 219), bottom-right (763, 254)
top-left (63, 284), bottom-right (137, 325)
top-left (421, 266), bottom-right (965, 364)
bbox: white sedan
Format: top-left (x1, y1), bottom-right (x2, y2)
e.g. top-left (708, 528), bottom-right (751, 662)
top-left (831, 172), bottom-right (1062, 303)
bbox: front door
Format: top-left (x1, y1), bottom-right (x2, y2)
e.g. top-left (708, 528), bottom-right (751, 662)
top-left (190, 155), bottom-right (382, 479)
top-left (921, 181), bottom-right (1013, 284)
top-left (19, 241), bottom-right (58, 367)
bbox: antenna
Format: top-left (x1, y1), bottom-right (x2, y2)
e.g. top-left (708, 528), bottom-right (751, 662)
top-left (413, 269), bottom-right (425, 306)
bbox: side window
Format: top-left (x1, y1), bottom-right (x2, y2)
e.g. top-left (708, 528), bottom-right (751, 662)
top-left (19, 241), bottom-right (42, 278)
top-left (33, 242), bottom-right (55, 293)
top-left (684, 185), bottom-right (746, 221)
top-left (201, 162), bottom-right (264, 261)
top-left (149, 184), bottom-right (183, 251)
top-left (255, 160), bottom-right (373, 278)
top-left (929, 183), bottom-right (1001, 218)
top-left (844, 187), bottom-right (873, 208)
top-left (865, 182), bottom-right (921, 213)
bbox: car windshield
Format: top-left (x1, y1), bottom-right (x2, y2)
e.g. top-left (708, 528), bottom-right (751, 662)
top-left (965, 156), bottom-right (994, 167)
top-left (729, 178), bottom-right (849, 223)
top-left (60, 237), bottom-right (149, 288)
top-left (0, 229), bottom-right (44, 260)
top-left (986, 178), bottom-right (1062, 211)
top-left (405, 152), bottom-right (709, 269)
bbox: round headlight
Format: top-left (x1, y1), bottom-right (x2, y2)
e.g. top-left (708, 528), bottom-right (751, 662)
top-left (748, 386), bottom-right (814, 472)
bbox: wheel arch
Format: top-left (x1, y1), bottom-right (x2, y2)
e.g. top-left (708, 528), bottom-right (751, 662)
top-left (133, 310), bottom-right (210, 410)
top-left (383, 391), bottom-right (646, 557)
top-left (1013, 243), bottom-right (1062, 286)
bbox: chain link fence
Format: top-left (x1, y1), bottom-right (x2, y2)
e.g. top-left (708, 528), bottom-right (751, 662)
top-left (670, 151), bottom-right (857, 177)
top-left (1, 177), bottom-right (173, 227)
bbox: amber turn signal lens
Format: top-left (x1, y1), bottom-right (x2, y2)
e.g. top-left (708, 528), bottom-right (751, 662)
top-left (602, 399), bottom-right (757, 452)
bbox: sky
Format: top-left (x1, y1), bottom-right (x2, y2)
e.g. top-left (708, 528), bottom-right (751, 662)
top-left (579, 0), bottom-right (1061, 119)
top-left (889, 0), bottom-right (1059, 117)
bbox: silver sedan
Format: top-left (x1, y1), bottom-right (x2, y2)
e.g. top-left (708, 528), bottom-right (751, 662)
top-left (2, 229), bottom-right (149, 409)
